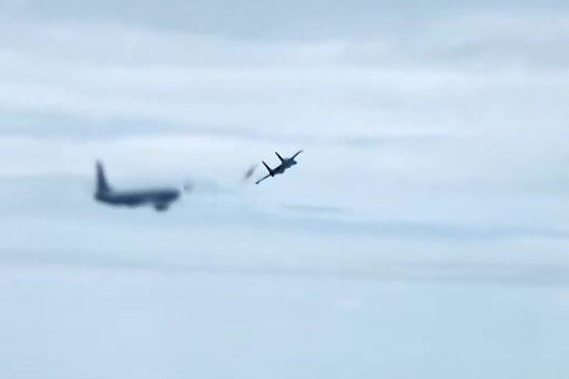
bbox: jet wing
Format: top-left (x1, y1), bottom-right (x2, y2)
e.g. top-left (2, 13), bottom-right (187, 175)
top-left (255, 174), bottom-right (271, 185)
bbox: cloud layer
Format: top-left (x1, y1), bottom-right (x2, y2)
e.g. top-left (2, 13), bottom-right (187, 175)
top-left (1, 6), bottom-right (569, 266)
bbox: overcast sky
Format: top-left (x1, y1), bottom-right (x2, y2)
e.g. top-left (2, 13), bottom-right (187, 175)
top-left (1, 1), bottom-right (569, 378)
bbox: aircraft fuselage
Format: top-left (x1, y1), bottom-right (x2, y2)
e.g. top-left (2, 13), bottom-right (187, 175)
top-left (270, 159), bottom-right (297, 176)
top-left (94, 161), bottom-right (181, 211)
top-left (95, 189), bottom-right (180, 211)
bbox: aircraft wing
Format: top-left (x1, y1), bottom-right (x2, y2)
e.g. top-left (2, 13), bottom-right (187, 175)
top-left (255, 174), bottom-right (271, 185)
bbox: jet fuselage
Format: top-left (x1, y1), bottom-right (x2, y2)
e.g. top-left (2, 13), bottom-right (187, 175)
top-left (95, 189), bottom-right (180, 210)
top-left (270, 159), bottom-right (297, 176)
top-left (94, 162), bottom-right (181, 212)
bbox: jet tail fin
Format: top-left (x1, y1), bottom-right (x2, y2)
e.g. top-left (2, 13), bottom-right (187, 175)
top-left (262, 161), bottom-right (273, 175)
top-left (96, 161), bottom-right (111, 194)
top-left (275, 152), bottom-right (284, 162)
top-left (292, 150), bottom-right (303, 160)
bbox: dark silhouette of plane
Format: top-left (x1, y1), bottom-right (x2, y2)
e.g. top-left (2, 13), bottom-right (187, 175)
top-left (256, 150), bottom-right (303, 185)
top-left (94, 161), bottom-right (181, 212)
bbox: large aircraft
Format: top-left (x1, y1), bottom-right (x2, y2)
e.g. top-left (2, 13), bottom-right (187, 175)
top-left (256, 150), bottom-right (303, 185)
top-left (94, 161), bottom-right (181, 212)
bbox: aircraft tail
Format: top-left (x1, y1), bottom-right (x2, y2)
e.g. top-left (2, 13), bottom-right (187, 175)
top-left (275, 152), bottom-right (284, 162)
top-left (96, 161), bottom-right (111, 194)
top-left (262, 161), bottom-right (274, 176)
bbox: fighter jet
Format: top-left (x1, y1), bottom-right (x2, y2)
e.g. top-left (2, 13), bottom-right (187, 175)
top-left (94, 161), bottom-right (181, 212)
top-left (256, 150), bottom-right (303, 185)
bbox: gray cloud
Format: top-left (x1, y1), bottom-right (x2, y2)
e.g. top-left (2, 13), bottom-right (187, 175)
top-left (3, 0), bottom-right (568, 40)
top-left (0, 3), bottom-right (568, 281)
top-left (4, 247), bottom-right (569, 288)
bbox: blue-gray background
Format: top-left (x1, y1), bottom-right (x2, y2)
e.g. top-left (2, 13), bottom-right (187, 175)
top-left (1, 1), bottom-right (569, 378)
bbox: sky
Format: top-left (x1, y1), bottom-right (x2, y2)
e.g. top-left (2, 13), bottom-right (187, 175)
top-left (1, 1), bottom-right (569, 378)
